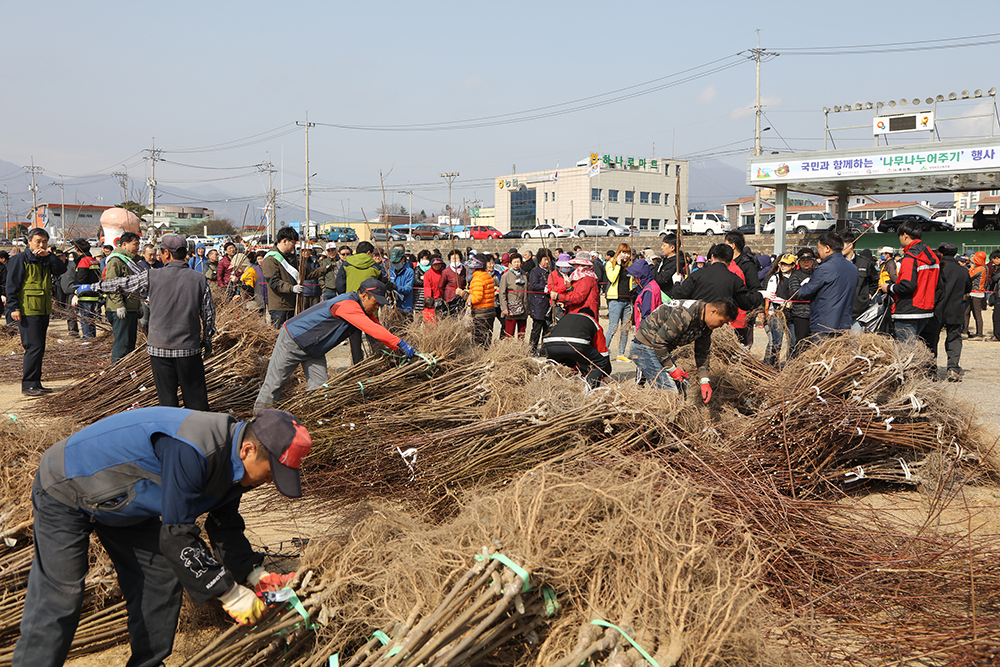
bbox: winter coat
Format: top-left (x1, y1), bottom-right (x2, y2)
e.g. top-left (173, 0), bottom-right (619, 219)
top-left (468, 270), bottom-right (496, 312)
top-left (672, 261), bottom-right (762, 316)
top-left (935, 256), bottom-right (972, 325)
top-left (335, 253), bottom-right (383, 296)
top-left (797, 251), bottom-right (858, 333)
top-left (605, 258), bottom-right (634, 301)
top-left (888, 240), bottom-right (939, 319)
top-left (528, 265), bottom-right (550, 320)
top-left (787, 268), bottom-right (813, 320)
top-left (848, 251), bottom-right (879, 319)
top-left (439, 265), bottom-right (467, 303)
top-left (498, 269), bottom-right (528, 319)
top-left (559, 275), bottom-right (599, 317)
top-left (970, 252), bottom-right (989, 295)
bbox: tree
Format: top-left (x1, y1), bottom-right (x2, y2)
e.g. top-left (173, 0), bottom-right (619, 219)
top-left (116, 200), bottom-right (152, 220)
top-left (204, 218), bottom-right (238, 236)
top-left (377, 203), bottom-right (408, 217)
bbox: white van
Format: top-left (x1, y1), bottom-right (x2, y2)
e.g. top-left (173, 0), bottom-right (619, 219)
top-left (682, 212), bottom-right (729, 236)
top-left (573, 218), bottom-right (631, 237)
top-left (762, 211), bottom-right (836, 234)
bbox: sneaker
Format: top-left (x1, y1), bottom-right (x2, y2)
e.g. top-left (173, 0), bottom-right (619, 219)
top-left (616, 355), bottom-right (630, 362)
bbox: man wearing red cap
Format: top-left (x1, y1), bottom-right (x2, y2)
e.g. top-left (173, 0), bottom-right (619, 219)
top-left (14, 407), bottom-right (312, 667)
top-left (254, 277), bottom-right (420, 410)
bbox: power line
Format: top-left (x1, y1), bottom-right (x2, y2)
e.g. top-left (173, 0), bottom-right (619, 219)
top-left (777, 32), bottom-right (1000, 55)
top-left (160, 159), bottom-right (264, 170)
top-left (161, 124), bottom-right (299, 154)
top-left (313, 55), bottom-right (751, 132)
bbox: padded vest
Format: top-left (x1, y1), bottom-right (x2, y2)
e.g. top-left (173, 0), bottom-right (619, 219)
top-left (18, 261), bottom-right (52, 316)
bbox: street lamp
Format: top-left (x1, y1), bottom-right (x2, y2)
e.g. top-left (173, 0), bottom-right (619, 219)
top-left (438, 173), bottom-right (459, 233)
top-left (398, 190), bottom-right (413, 231)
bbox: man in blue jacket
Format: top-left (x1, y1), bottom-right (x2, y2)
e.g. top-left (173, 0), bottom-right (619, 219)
top-left (14, 407), bottom-right (312, 667)
top-left (797, 232), bottom-right (858, 343)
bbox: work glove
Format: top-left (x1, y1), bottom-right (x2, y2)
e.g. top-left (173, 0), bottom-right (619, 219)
top-left (71, 296), bottom-right (79, 307)
top-left (219, 583), bottom-right (266, 626)
top-left (203, 338), bottom-right (213, 360)
top-left (672, 273), bottom-right (684, 284)
top-left (291, 284), bottom-right (305, 294)
top-left (397, 340), bottom-right (417, 359)
top-left (247, 567), bottom-right (295, 597)
top-left (666, 366), bottom-right (689, 384)
top-left (700, 379), bottom-right (712, 404)
top-left (74, 284), bottom-right (94, 295)
top-left (116, 307), bottom-right (127, 319)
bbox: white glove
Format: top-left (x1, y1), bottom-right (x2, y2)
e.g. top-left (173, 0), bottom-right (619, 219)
top-left (71, 296), bottom-right (79, 307)
top-left (291, 285), bottom-right (305, 294)
top-left (219, 583), bottom-right (266, 625)
top-left (672, 273), bottom-right (683, 284)
top-left (116, 307), bottom-right (127, 319)
top-left (799, 277), bottom-right (810, 286)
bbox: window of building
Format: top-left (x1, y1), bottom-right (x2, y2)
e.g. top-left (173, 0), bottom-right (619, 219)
top-left (544, 192), bottom-right (548, 202)
top-left (651, 219), bottom-right (660, 230)
top-left (509, 186), bottom-right (537, 231)
top-left (625, 190), bottom-right (634, 204)
top-left (609, 216), bottom-right (619, 223)
top-left (651, 192), bottom-right (660, 205)
top-left (551, 192), bottom-right (556, 201)
top-left (639, 218), bottom-right (649, 230)
top-left (676, 165), bottom-right (682, 177)
top-left (625, 218), bottom-right (633, 227)
top-left (591, 188), bottom-right (601, 201)
top-left (639, 191), bottom-right (649, 204)
top-left (609, 189), bottom-right (619, 203)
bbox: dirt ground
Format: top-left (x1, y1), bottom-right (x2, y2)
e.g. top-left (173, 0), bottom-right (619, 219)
top-left (3, 320), bottom-right (999, 665)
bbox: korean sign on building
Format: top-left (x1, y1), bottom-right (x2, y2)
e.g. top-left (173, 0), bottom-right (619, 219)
top-left (497, 177), bottom-right (520, 189)
top-left (596, 153), bottom-right (660, 171)
top-left (750, 144), bottom-right (1000, 184)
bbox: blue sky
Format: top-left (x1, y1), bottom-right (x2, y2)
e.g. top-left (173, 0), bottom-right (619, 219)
top-left (3, 0), bottom-right (998, 219)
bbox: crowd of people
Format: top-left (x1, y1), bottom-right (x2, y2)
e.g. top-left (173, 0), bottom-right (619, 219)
top-left (2, 221), bottom-right (994, 403)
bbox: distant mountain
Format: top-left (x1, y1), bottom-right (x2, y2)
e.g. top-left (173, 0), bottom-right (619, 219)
top-left (0, 158), bottom-right (334, 226)
top-left (688, 158), bottom-right (755, 211)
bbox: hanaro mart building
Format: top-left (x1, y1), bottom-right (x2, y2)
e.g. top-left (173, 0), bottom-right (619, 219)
top-left (493, 153), bottom-right (689, 235)
top-left (748, 137), bottom-right (1000, 255)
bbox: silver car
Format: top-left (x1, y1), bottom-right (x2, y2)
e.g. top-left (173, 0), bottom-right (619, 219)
top-left (572, 218), bottom-right (630, 237)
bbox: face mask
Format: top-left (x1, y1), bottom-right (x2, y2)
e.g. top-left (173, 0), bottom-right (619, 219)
top-left (419, 259), bottom-right (430, 268)
top-left (391, 261), bottom-right (403, 269)
top-left (561, 266), bottom-right (572, 274)
top-left (450, 261), bottom-right (461, 269)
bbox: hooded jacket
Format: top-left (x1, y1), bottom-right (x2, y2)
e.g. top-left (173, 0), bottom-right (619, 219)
top-left (188, 244), bottom-right (209, 273)
top-left (888, 239), bottom-right (939, 319)
top-left (970, 251), bottom-right (989, 295)
top-left (335, 252), bottom-right (383, 296)
top-left (527, 264), bottom-right (550, 320)
top-left (628, 259), bottom-right (662, 327)
top-left (469, 269), bottom-right (497, 312)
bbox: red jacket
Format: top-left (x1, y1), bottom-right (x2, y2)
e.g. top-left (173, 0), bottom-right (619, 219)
top-left (423, 267), bottom-right (443, 304)
top-left (559, 275), bottom-right (599, 317)
top-left (889, 239), bottom-right (939, 319)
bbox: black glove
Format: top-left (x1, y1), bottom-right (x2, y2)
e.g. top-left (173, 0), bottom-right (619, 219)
top-left (203, 338), bottom-right (213, 360)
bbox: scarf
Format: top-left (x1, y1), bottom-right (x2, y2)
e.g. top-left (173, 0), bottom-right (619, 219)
top-left (569, 265), bottom-right (597, 283)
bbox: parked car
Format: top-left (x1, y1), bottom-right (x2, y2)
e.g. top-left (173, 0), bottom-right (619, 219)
top-left (572, 218), bottom-right (630, 237)
top-left (972, 209), bottom-right (1000, 231)
top-left (762, 211), bottom-right (837, 235)
top-left (469, 225), bottom-right (502, 240)
top-left (410, 224), bottom-right (451, 241)
top-left (450, 226), bottom-right (473, 240)
top-left (682, 212), bottom-right (729, 236)
top-left (522, 224), bottom-right (572, 239)
top-left (0, 238), bottom-right (10, 246)
top-left (844, 218), bottom-right (875, 233)
top-left (370, 227), bottom-right (406, 243)
top-left (876, 214), bottom-right (953, 234)
top-left (326, 227), bottom-right (358, 243)
top-left (504, 229), bottom-right (525, 239)
top-left (736, 223), bottom-right (758, 235)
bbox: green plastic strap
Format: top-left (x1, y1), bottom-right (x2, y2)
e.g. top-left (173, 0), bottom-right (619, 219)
top-left (358, 381), bottom-right (365, 395)
top-left (474, 553), bottom-right (530, 593)
top-left (542, 585), bottom-right (559, 617)
top-left (286, 590), bottom-right (317, 630)
top-left (371, 630), bottom-right (390, 645)
top-left (328, 655), bottom-right (339, 667)
top-left (590, 620), bottom-right (659, 667)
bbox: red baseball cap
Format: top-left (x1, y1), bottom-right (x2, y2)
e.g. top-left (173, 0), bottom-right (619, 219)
top-left (251, 410), bottom-right (313, 498)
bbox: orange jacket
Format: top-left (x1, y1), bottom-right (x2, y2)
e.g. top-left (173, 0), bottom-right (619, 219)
top-left (468, 270), bottom-right (496, 309)
top-left (970, 251), bottom-right (989, 293)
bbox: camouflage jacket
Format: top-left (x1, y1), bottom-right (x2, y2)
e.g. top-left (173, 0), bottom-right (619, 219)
top-left (634, 299), bottom-right (712, 377)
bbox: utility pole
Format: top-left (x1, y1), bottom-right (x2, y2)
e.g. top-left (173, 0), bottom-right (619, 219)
top-left (747, 32), bottom-right (778, 234)
top-left (112, 169), bottom-right (129, 204)
top-left (398, 190), bottom-right (413, 230)
top-left (259, 159), bottom-right (277, 242)
top-left (1, 187), bottom-right (9, 238)
top-left (295, 116), bottom-right (315, 313)
top-left (25, 158), bottom-right (42, 230)
top-left (146, 138), bottom-right (162, 236)
top-left (438, 172), bottom-right (459, 232)
top-left (50, 179), bottom-right (65, 241)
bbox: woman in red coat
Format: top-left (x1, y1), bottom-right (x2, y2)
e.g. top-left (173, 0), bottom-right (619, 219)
top-left (423, 256), bottom-right (445, 324)
top-left (555, 251), bottom-right (600, 317)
